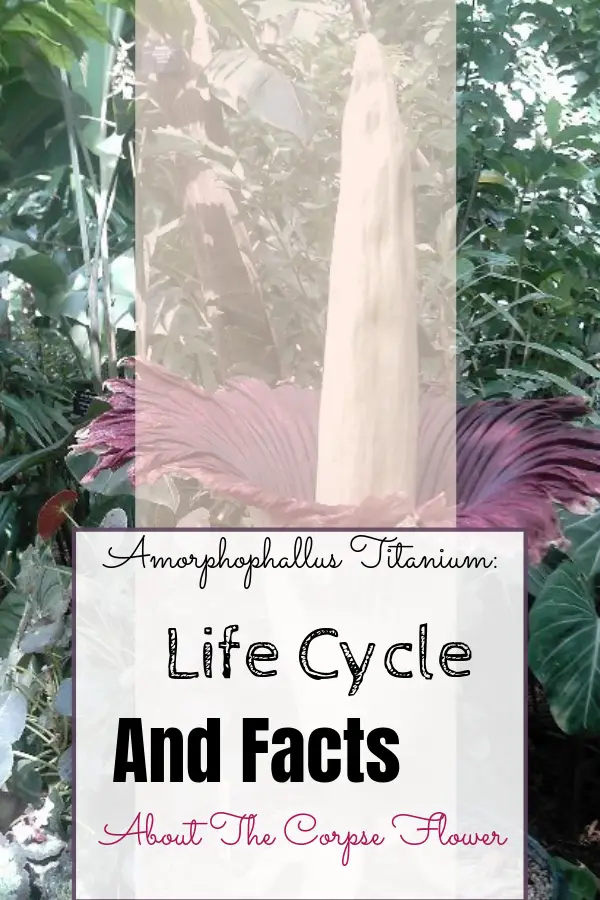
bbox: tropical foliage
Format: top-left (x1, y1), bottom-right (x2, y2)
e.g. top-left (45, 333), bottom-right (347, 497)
top-left (0, 0), bottom-right (599, 896)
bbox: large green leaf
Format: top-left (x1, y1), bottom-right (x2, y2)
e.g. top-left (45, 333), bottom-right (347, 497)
top-left (0, 238), bottom-right (67, 296)
top-left (0, 433), bottom-right (76, 485)
top-left (0, 77), bottom-right (61, 160)
top-left (66, 451), bottom-right (132, 496)
top-left (43, 249), bottom-right (135, 330)
top-left (554, 857), bottom-right (599, 900)
top-left (545, 98), bottom-right (563, 141)
top-left (0, 591), bottom-right (27, 659)
top-left (0, 393), bottom-right (71, 448)
top-left (529, 562), bottom-right (600, 734)
top-left (206, 48), bottom-right (313, 142)
top-left (69, 2), bottom-right (125, 153)
top-left (561, 508), bottom-right (600, 576)
top-left (0, 0), bottom-right (118, 69)
top-left (200, 0), bottom-right (258, 51)
top-left (528, 560), bottom-right (553, 598)
top-left (65, 0), bottom-right (112, 44)
top-left (109, 249), bottom-right (135, 330)
top-left (3, 9), bottom-right (82, 70)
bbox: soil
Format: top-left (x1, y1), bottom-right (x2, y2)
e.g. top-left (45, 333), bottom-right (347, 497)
top-left (528, 683), bottom-right (600, 879)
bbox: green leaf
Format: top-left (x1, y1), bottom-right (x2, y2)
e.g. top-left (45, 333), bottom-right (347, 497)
top-left (0, 394), bottom-right (54, 447)
top-left (481, 341), bottom-right (600, 381)
top-left (0, 692), bottom-right (27, 745)
top-left (456, 256), bottom-right (475, 285)
top-left (0, 742), bottom-right (14, 789)
top-left (0, 79), bottom-right (60, 156)
top-left (0, 238), bottom-right (67, 296)
top-left (552, 124), bottom-right (595, 147)
top-left (85, 462), bottom-right (133, 496)
top-left (553, 858), bottom-right (598, 900)
top-left (544, 98), bottom-right (562, 141)
top-left (573, 73), bottom-right (600, 103)
top-left (11, 759), bottom-right (44, 804)
top-left (529, 562), bottom-right (600, 735)
top-left (47, 249), bottom-right (134, 330)
top-left (497, 369), bottom-right (595, 405)
top-left (0, 435), bottom-right (74, 485)
top-left (206, 49), bottom-right (313, 142)
top-left (66, 451), bottom-right (132, 496)
top-left (109, 249), bottom-right (135, 329)
top-left (65, 0), bottom-right (112, 44)
top-left (472, 41), bottom-right (510, 83)
top-left (36, 565), bottom-right (70, 620)
top-left (562, 508), bottom-right (600, 576)
top-left (135, 475), bottom-right (179, 512)
top-left (85, 493), bottom-right (133, 527)
top-left (476, 302), bottom-right (525, 338)
top-left (3, 7), bottom-right (85, 69)
top-left (200, 0), bottom-right (258, 52)
top-left (0, 592), bottom-right (27, 659)
top-left (58, 746), bottom-right (72, 783)
top-left (528, 561), bottom-right (553, 598)
top-left (68, 2), bottom-right (125, 153)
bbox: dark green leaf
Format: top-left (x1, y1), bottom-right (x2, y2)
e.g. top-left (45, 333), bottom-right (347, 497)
top-left (544, 98), bottom-right (562, 141)
top-left (529, 562), bottom-right (600, 734)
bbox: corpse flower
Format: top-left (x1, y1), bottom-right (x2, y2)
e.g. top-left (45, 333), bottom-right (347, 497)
top-left (71, 33), bottom-right (600, 562)
top-left (74, 377), bottom-right (135, 478)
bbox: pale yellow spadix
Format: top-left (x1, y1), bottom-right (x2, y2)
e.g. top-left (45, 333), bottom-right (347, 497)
top-left (315, 33), bottom-right (418, 506)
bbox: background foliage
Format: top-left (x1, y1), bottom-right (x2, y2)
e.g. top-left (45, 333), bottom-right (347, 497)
top-left (0, 0), bottom-right (599, 896)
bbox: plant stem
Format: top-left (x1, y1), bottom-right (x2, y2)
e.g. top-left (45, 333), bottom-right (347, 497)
top-left (59, 72), bottom-right (102, 393)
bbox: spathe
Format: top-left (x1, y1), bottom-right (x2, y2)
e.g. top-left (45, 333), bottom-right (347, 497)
top-left (72, 358), bottom-right (600, 563)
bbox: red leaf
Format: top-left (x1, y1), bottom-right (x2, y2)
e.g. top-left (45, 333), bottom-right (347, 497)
top-left (37, 490), bottom-right (78, 541)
